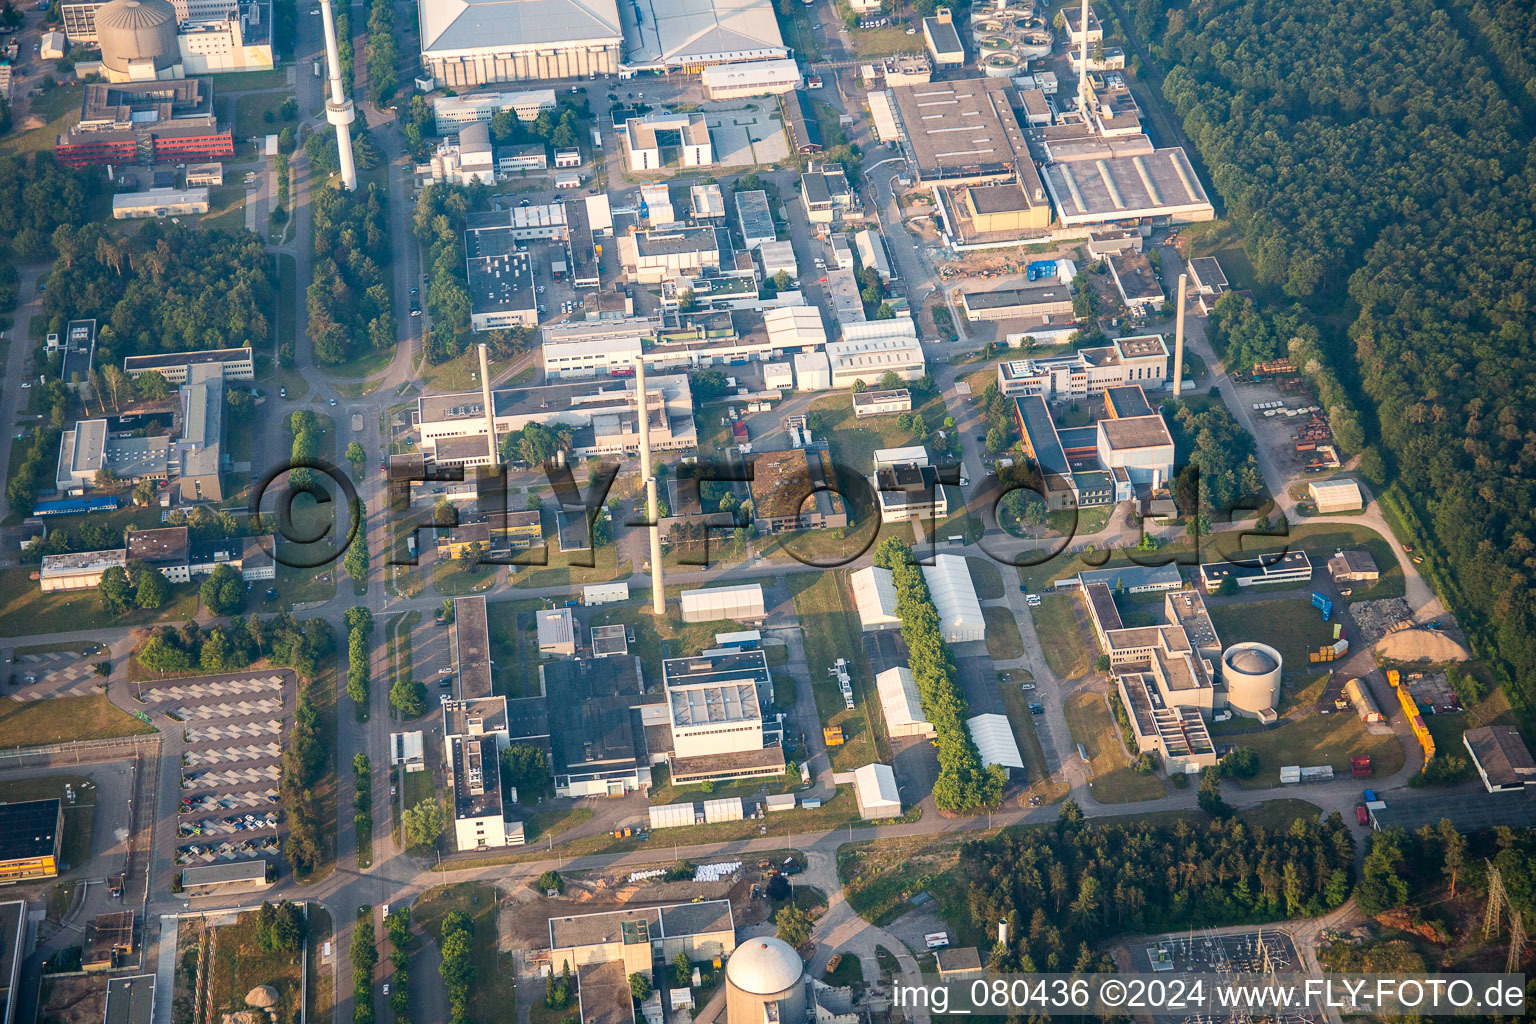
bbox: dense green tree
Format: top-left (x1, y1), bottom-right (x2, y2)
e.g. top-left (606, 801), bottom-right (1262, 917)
top-left (98, 566), bottom-right (133, 615)
top-left (200, 564), bottom-right (244, 616)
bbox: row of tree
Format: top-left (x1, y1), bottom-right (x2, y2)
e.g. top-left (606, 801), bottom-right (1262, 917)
top-left (438, 910), bottom-right (477, 1024)
top-left (363, 0), bottom-right (396, 104)
top-left (280, 621), bottom-right (335, 875)
top-left (962, 803), bottom-right (1356, 972)
top-left (874, 537), bottom-right (1006, 812)
top-left (307, 184), bottom-right (393, 366)
top-left (384, 907), bottom-right (412, 1017)
top-left (138, 612), bottom-right (333, 678)
top-left (352, 752), bottom-right (372, 863)
top-left (345, 606), bottom-right (374, 710)
top-left (351, 911), bottom-right (377, 1024)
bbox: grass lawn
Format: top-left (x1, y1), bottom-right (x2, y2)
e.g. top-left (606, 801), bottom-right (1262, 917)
top-left (790, 571), bottom-right (886, 771)
top-left (324, 344), bottom-right (395, 382)
top-left (0, 775), bottom-right (95, 871)
top-left (396, 767), bottom-right (436, 843)
top-left (837, 834), bottom-right (981, 932)
top-left (1047, 505), bottom-right (1111, 537)
top-left (432, 560), bottom-right (499, 595)
top-left (1, 83), bottom-right (83, 155)
top-left (520, 806), bottom-right (594, 843)
top-left (411, 883), bottom-right (517, 1024)
top-left (0, 694), bottom-right (155, 748)
top-left (966, 556), bottom-right (1004, 599)
top-left (1206, 596), bottom-right (1337, 680)
top-left (485, 597), bottom-right (549, 698)
top-left (232, 91), bottom-right (296, 138)
top-left (981, 606), bottom-right (1024, 661)
top-left (1239, 798), bottom-right (1324, 832)
top-left (270, 562), bottom-right (337, 607)
top-left (810, 390), bottom-right (950, 475)
top-left (508, 543), bottom-right (627, 590)
top-left (848, 24), bottom-right (925, 56)
top-left (387, 610), bottom-right (422, 715)
top-left (205, 907), bottom-right (306, 1024)
top-left (1029, 591), bottom-right (1093, 679)
top-left (296, 630), bottom-right (341, 883)
top-left (0, 569), bottom-right (200, 639)
top-left (208, 68), bottom-right (291, 90)
top-left (1215, 679), bottom-right (1406, 789)
top-left (418, 348), bottom-right (511, 392)
top-left (305, 906), bottom-right (334, 1024)
top-left (201, 183), bottom-right (249, 235)
top-left (1064, 691), bottom-right (1167, 803)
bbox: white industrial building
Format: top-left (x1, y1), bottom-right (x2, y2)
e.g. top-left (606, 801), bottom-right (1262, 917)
top-left (852, 763), bottom-right (901, 819)
top-left (39, 549), bottom-right (127, 592)
top-left (390, 731), bottom-right (426, 772)
top-left (623, 112), bottom-right (713, 171)
top-left (540, 322), bottom-right (647, 379)
top-left (442, 696), bottom-right (513, 851)
top-left (623, 0), bottom-right (788, 74)
top-left (866, 89), bottom-right (902, 143)
top-left (824, 332), bottom-right (926, 389)
top-left (763, 305), bottom-right (826, 351)
top-left (922, 555), bottom-right (985, 643)
top-left (757, 239), bottom-right (797, 279)
top-left (536, 607), bottom-right (577, 656)
top-left (996, 335), bottom-right (1168, 399)
top-left (967, 714), bottom-right (1024, 770)
top-left (681, 583), bottom-right (765, 623)
top-left (854, 230), bottom-right (892, 280)
top-left (792, 350), bottom-right (832, 391)
top-left (112, 189), bottom-right (210, 219)
top-left (877, 667), bottom-right (935, 738)
top-left (850, 566), bottom-right (902, 631)
top-left (735, 189), bottom-right (776, 249)
top-left (430, 120), bottom-right (495, 184)
top-left (1095, 415), bottom-right (1175, 488)
top-left (432, 88), bottom-right (556, 132)
top-left (417, 0), bottom-right (624, 87)
top-left (623, 225), bottom-right (721, 282)
top-left (1309, 478), bottom-right (1364, 513)
top-left (665, 669), bottom-right (764, 759)
top-left (700, 57), bottom-right (800, 99)
top-left (691, 183), bottom-right (726, 219)
top-left (762, 362), bottom-right (793, 390)
top-left (582, 581), bottom-right (630, 605)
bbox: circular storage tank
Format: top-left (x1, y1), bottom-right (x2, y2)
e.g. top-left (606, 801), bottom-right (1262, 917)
top-left (1222, 642), bottom-right (1283, 717)
top-left (983, 52), bottom-right (1021, 76)
top-left (1017, 26), bottom-right (1053, 59)
top-left (725, 938), bottom-right (806, 1024)
top-left (97, 0), bottom-right (180, 78)
top-left (978, 35), bottom-right (1013, 56)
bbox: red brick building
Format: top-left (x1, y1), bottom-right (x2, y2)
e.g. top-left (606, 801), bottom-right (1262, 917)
top-left (55, 80), bottom-right (234, 169)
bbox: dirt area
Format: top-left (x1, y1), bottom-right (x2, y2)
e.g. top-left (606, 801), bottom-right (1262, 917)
top-left (1374, 628), bottom-right (1471, 664)
top-left (1396, 670), bottom-right (1464, 715)
top-left (39, 974), bottom-right (107, 1024)
top-left (1349, 597), bottom-right (1414, 645)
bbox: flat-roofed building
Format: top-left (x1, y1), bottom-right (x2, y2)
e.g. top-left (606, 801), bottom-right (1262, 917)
top-left (442, 694), bottom-right (513, 849)
top-left (1107, 250), bottom-right (1165, 313)
top-left (453, 595), bottom-right (494, 699)
top-left (1463, 726), bottom-right (1536, 793)
top-left (112, 188), bottom-right (211, 220)
top-left (951, 174), bottom-right (1053, 237)
top-left (1328, 550), bottom-right (1379, 583)
top-left (1041, 148), bottom-right (1214, 227)
top-left (548, 900), bottom-right (736, 975)
top-left (1019, 87), bottom-right (1052, 126)
top-left (1198, 551), bottom-right (1313, 592)
top-left (40, 548), bottom-right (127, 592)
top-left (852, 388), bottom-right (912, 418)
top-left (961, 282), bottom-right (1073, 322)
top-left (59, 80), bottom-right (233, 169)
top-left (996, 334), bottom-right (1168, 398)
top-left (663, 650), bottom-right (773, 767)
top-left (1103, 384), bottom-right (1153, 418)
top-left (921, 8), bottom-right (964, 67)
top-left (179, 859), bottom-right (270, 897)
top-left (1309, 478), bottom-right (1364, 513)
top-left (624, 226), bottom-right (722, 282)
top-left (432, 89), bottom-right (557, 133)
top-left (1096, 414), bottom-right (1174, 488)
top-left (874, 461), bottom-right (947, 524)
top-left (701, 57), bottom-right (800, 99)
top-left (0, 800), bottom-right (61, 883)
top-left (126, 525), bottom-right (191, 583)
top-left (623, 112), bottom-right (713, 171)
top-left (748, 449), bottom-right (848, 533)
top-left (56, 419), bottom-right (172, 493)
top-left (536, 607), bottom-right (577, 657)
top-left (735, 188), bottom-right (776, 249)
top-left (541, 326), bottom-right (645, 380)
top-left (890, 78), bottom-right (1028, 184)
top-left (123, 346), bottom-right (254, 383)
top-left (104, 975), bottom-right (156, 1024)
top-left (464, 228), bottom-right (538, 331)
top-left (0, 899), bottom-right (27, 1024)
top-left (542, 655), bottom-right (653, 797)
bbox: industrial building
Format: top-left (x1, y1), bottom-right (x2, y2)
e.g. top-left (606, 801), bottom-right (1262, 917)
top-left (700, 57), bottom-right (800, 99)
top-left (623, 0), bottom-right (787, 74)
top-left (996, 335), bottom-right (1168, 398)
top-left (748, 449), bottom-right (848, 533)
top-left (824, 323), bottom-right (926, 387)
top-left (735, 188), bottom-right (776, 249)
top-left (780, 89), bottom-right (823, 153)
top-left (536, 607), bottom-right (577, 657)
top-left (663, 649), bottom-right (785, 784)
top-left (725, 937), bottom-right (806, 1024)
top-left (123, 346), bottom-right (253, 383)
top-left (623, 225), bottom-right (723, 282)
top-left (852, 763), bottom-right (901, 818)
top-left (464, 226), bottom-right (538, 331)
top-left (1198, 551), bottom-right (1313, 592)
top-left (968, 713), bottom-right (1024, 772)
top-left (961, 283), bottom-right (1074, 322)
top-left (0, 800), bottom-right (62, 883)
top-left (541, 655), bottom-right (654, 797)
top-left (921, 7), bottom-right (964, 67)
top-left (889, 78), bottom-right (1029, 184)
top-left (111, 187), bottom-right (211, 219)
top-left (852, 388), bottom-right (912, 418)
top-left (416, 374), bottom-right (698, 463)
top-left (623, 112), bottom-right (713, 171)
top-left (1107, 250), bottom-right (1165, 313)
top-left (77, 0), bottom-right (273, 81)
top-left (429, 120), bottom-right (495, 185)
top-left (0, 900), bottom-right (26, 1024)
top-left (417, 0), bottom-right (623, 86)
top-left (876, 667), bottom-right (934, 738)
top-left (1462, 726), bottom-right (1536, 793)
top-left (103, 975), bottom-right (156, 1024)
top-left (178, 859), bottom-right (271, 897)
top-left (56, 80), bottom-right (233, 168)
top-left (1040, 148), bottom-right (1214, 226)
top-left (1095, 414), bottom-right (1175, 490)
top-left (680, 583), bottom-right (765, 623)
top-left (40, 548), bottom-right (128, 592)
top-left (800, 164), bottom-right (854, 224)
top-left (943, 171), bottom-right (1054, 240)
top-left (549, 900), bottom-right (735, 977)
top-left (1220, 643), bottom-right (1283, 718)
top-left (1309, 478), bottom-right (1364, 513)
top-left (431, 88), bottom-right (556, 132)
top-left (851, 565), bottom-right (902, 631)
top-left (872, 449), bottom-right (947, 524)
top-left (443, 695), bottom-right (513, 850)
top-left (922, 554), bottom-right (986, 643)
top-left (1328, 550), bottom-right (1379, 584)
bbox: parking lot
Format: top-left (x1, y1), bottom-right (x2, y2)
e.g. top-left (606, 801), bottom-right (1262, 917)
top-left (9, 646), bottom-right (105, 699)
top-left (137, 671), bottom-right (293, 871)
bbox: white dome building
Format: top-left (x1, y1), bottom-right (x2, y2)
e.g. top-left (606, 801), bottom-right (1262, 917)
top-left (726, 937), bottom-right (806, 1024)
top-left (96, 0), bottom-right (181, 81)
top-left (1221, 642), bottom-right (1283, 717)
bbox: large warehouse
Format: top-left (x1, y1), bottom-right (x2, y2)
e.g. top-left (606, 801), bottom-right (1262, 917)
top-left (889, 78), bottom-right (1030, 184)
top-left (417, 0), bottom-right (624, 87)
top-left (624, 0), bottom-right (788, 74)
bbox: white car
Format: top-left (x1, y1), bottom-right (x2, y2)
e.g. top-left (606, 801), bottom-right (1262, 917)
top-left (1020, 683), bottom-right (1036, 691)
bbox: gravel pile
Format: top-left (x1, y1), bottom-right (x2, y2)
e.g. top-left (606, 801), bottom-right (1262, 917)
top-left (1349, 597), bottom-right (1413, 645)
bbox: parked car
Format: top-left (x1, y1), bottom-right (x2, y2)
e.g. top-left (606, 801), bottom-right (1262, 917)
top-left (1029, 702), bottom-right (1045, 714)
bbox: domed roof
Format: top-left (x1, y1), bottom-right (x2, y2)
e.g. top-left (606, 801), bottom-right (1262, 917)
top-left (1228, 647), bottom-right (1278, 674)
top-left (726, 938), bottom-right (804, 995)
top-left (96, 0), bottom-right (177, 30)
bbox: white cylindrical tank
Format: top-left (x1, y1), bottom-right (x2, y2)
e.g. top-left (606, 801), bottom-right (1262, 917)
top-left (96, 0), bottom-right (179, 78)
top-left (1222, 642), bottom-right (1283, 717)
top-left (726, 938), bottom-right (806, 1024)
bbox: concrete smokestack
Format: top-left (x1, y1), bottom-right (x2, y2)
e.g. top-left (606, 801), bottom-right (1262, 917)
top-left (1077, 0), bottom-right (1091, 120)
top-left (318, 0), bottom-right (357, 191)
top-left (634, 356), bottom-right (665, 615)
top-left (478, 343), bottom-right (497, 465)
top-left (1172, 273), bottom-right (1187, 398)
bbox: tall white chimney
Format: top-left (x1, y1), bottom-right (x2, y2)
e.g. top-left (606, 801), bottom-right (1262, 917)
top-left (1077, 0), bottom-right (1091, 119)
top-left (478, 343), bottom-right (497, 465)
top-left (318, 0), bottom-right (357, 191)
top-left (1172, 273), bottom-right (1187, 397)
top-left (634, 356), bottom-right (665, 615)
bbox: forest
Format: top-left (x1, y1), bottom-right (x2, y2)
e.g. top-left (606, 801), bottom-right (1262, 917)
top-left (1131, 0), bottom-right (1536, 712)
top-left (307, 183), bottom-right (393, 365)
top-left (43, 222), bottom-right (273, 365)
top-left (962, 804), bottom-right (1355, 970)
